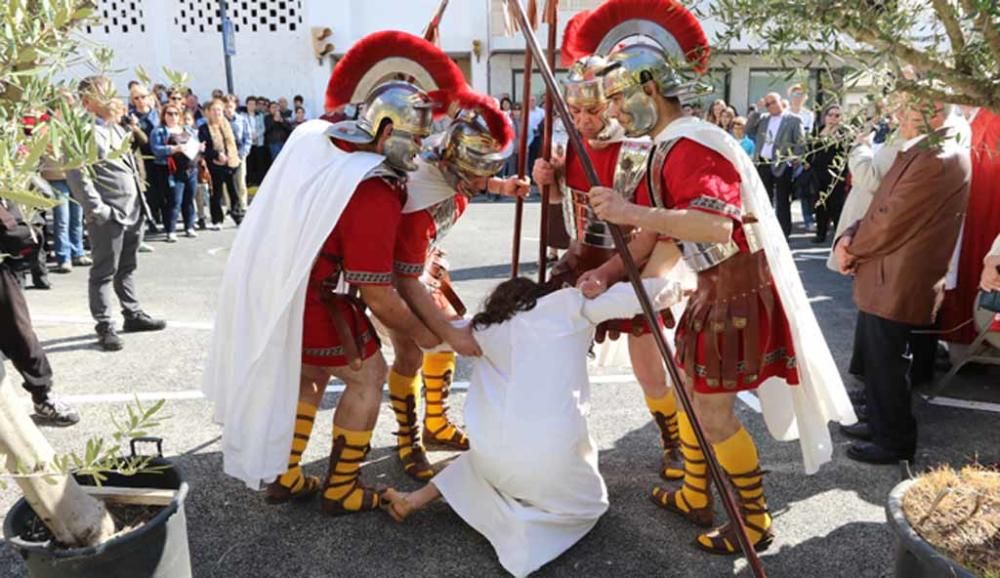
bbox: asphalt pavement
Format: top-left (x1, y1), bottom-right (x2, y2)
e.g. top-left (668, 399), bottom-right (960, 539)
top-left (1, 198), bottom-right (998, 578)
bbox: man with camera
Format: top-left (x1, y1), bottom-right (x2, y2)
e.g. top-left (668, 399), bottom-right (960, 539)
top-left (0, 199), bottom-right (79, 425)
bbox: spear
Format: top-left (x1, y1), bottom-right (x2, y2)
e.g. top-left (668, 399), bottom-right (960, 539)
top-left (508, 1), bottom-right (767, 576)
top-left (508, 0), bottom-right (540, 278)
top-left (422, 0), bottom-right (449, 45)
top-left (537, 0), bottom-right (558, 284)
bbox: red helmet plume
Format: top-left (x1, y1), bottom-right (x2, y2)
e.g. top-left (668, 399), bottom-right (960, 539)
top-left (563, 0), bottom-right (710, 73)
top-left (560, 11), bottom-right (591, 67)
top-left (325, 30), bottom-right (467, 112)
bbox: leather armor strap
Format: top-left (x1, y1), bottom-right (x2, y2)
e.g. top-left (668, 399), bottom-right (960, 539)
top-left (422, 248), bottom-right (467, 317)
top-left (314, 256), bottom-right (371, 370)
top-left (678, 251), bottom-right (774, 389)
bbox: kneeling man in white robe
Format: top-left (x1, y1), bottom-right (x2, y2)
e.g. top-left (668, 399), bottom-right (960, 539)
top-left (384, 276), bottom-right (682, 577)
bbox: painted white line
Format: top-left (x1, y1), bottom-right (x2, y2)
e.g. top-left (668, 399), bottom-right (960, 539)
top-left (738, 391), bottom-right (763, 413)
top-left (31, 315), bottom-right (214, 331)
top-left (59, 375), bottom-right (640, 405)
top-left (807, 296), bottom-right (833, 304)
top-left (62, 390), bottom-right (207, 404)
top-left (207, 247), bottom-right (225, 256)
top-left (923, 395), bottom-right (1000, 414)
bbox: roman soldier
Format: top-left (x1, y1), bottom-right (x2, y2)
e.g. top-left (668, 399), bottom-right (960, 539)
top-left (202, 30), bottom-right (468, 516)
top-left (532, 17), bottom-right (685, 482)
top-left (567, 0), bottom-right (855, 554)
top-left (388, 91), bottom-right (529, 481)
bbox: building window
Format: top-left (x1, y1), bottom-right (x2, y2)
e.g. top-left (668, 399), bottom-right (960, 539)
top-left (747, 69), bottom-right (819, 113)
top-left (510, 69), bottom-right (570, 103)
top-left (687, 69), bottom-right (732, 113)
top-left (174, 0), bottom-right (303, 34)
top-left (84, 0), bottom-right (147, 34)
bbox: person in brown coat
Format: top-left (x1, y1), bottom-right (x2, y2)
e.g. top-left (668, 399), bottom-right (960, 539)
top-left (834, 99), bottom-right (971, 464)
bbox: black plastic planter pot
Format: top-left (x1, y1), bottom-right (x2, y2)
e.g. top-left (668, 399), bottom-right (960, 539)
top-left (2, 442), bottom-right (191, 578)
top-left (885, 479), bottom-right (977, 578)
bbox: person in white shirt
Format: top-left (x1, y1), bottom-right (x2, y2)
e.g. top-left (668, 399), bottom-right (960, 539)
top-left (787, 84), bottom-right (816, 230)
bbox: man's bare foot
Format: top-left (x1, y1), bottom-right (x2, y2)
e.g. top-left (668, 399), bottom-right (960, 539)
top-left (382, 488), bottom-right (416, 523)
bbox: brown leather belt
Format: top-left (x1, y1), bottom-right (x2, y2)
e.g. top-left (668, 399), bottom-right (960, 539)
top-left (422, 248), bottom-right (467, 317)
top-left (679, 250), bottom-right (773, 389)
top-left (314, 256), bottom-right (372, 371)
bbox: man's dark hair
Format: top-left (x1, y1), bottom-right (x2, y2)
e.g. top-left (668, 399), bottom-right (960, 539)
top-left (295, 106), bottom-right (305, 114)
top-left (472, 277), bottom-right (560, 330)
top-left (245, 95), bottom-right (256, 104)
top-left (127, 80), bottom-right (140, 90)
top-left (293, 95), bottom-right (304, 103)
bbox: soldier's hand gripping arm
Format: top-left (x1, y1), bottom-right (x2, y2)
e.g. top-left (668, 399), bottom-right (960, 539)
top-left (396, 276), bottom-right (482, 357)
top-left (360, 285), bottom-right (441, 350)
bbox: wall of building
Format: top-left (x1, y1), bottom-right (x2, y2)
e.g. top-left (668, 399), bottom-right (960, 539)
top-left (71, 0), bottom-right (857, 118)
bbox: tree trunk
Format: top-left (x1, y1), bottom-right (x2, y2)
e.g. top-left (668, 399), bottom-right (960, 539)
top-left (0, 364), bottom-right (115, 547)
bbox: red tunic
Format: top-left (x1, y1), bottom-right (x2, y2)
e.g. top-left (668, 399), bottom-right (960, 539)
top-left (301, 175), bottom-right (405, 366)
top-left (563, 140), bottom-right (665, 337)
top-left (939, 109), bottom-right (1000, 343)
top-left (394, 193), bottom-right (470, 316)
top-left (650, 138), bottom-right (799, 393)
top-left (393, 193), bottom-right (470, 277)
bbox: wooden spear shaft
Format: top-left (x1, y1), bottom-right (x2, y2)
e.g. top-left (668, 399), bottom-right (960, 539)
top-left (508, 2), bottom-right (767, 576)
top-left (511, 46), bottom-right (534, 278)
top-left (537, 0), bottom-right (558, 284)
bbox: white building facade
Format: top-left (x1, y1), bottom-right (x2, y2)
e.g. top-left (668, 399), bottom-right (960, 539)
top-left (79, 0), bottom-right (854, 115)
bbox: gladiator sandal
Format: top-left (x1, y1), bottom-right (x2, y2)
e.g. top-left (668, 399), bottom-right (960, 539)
top-left (264, 401), bottom-right (321, 504)
top-left (694, 468), bottom-right (775, 555)
top-left (649, 455), bottom-right (715, 528)
top-left (650, 411), bottom-right (713, 527)
top-left (390, 391), bottom-right (434, 481)
top-left (653, 410), bottom-right (683, 481)
top-left (422, 352), bottom-right (470, 450)
top-left (320, 429), bottom-right (382, 516)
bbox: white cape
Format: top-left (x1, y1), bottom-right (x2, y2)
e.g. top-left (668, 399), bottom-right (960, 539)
top-left (655, 117), bottom-right (856, 474)
top-left (403, 157), bottom-right (454, 214)
top-left (433, 279), bottom-right (679, 577)
top-left (202, 119), bottom-right (386, 489)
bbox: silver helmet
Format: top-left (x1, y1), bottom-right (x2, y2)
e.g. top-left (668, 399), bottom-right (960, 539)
top-left (425, 92), bottom-right (512, 193)
top-left (560, 0), bottom-right (713, 137)
top-left (324, 30), bottom-right (468, 172)
top-left (563, 55), bottom-right (609, 108)
top-left (328, 81), bottom-right (434, 172)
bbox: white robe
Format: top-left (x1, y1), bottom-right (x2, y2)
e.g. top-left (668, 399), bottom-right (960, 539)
top-left (433, 279), bottom-right (680, 577)
top-left (202, 120), bottom-right (386, 489)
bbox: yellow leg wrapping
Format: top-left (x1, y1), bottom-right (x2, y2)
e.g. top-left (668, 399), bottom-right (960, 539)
top-left (324, 426), bottom-right (375, 511)
top-left (646, 391), bottom-right (681, 479)
top-left (277, 401), bottom-right (317, 491)
top-left (697, 427), bottom-right (772, 551)
top-left (675, 411), bottom-right (709, 511)
top-left (422, 352), bottom-right (468, 448)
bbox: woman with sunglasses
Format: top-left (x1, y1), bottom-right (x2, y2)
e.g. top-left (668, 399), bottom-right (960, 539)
top-left (150, 102), bottom-right (201, 241)
top-left (806, 103), bottom-right (849, 244)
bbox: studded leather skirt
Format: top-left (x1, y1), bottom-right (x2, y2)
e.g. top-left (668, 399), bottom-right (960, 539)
top-left (676, 250), bottom-right (799, 393)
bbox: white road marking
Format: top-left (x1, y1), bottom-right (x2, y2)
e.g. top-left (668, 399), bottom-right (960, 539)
top-left (738, 391), bottom-right (763, 413)
top-left (807, 295), bottom-right (833, 304)
top-left (31, 315), bottom-right (214, 331)
top-left (207, 247), bottom-right (225, 256)
top-left (59, 374), bottom-right (770, 413)
top-left (923, 395), bottom-right (1000, 414)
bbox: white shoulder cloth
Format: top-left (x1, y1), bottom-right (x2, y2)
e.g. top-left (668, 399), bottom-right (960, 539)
top-left (655, 117), bottom-right (857, 474)
top-left (202, 119), bottom-right (386, 488)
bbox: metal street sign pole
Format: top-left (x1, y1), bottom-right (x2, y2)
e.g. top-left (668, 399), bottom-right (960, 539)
top-left (219, 0), bottom-right (235, 94)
